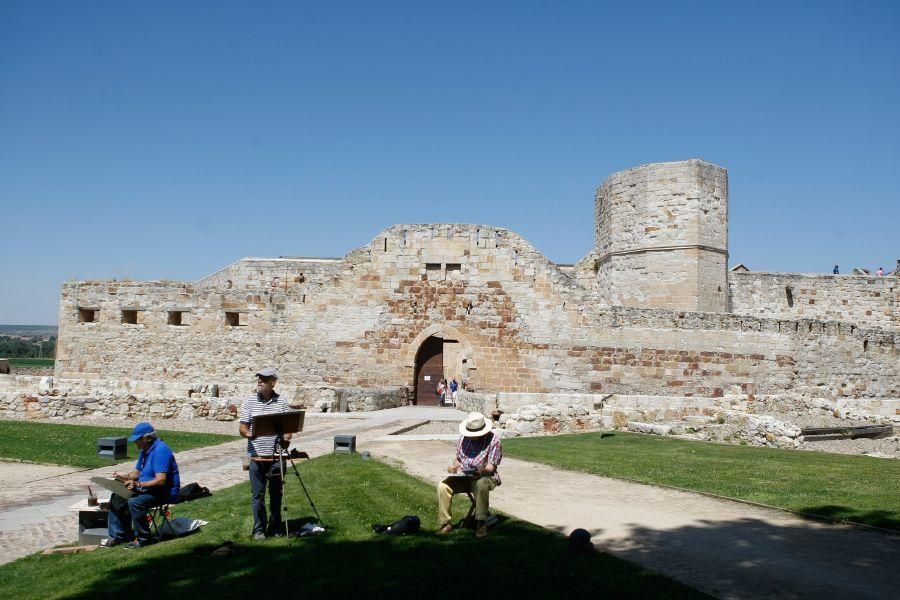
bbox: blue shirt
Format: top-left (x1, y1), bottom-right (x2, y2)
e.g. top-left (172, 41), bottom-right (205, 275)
top-left (136, 439), bottom-right (181, 503)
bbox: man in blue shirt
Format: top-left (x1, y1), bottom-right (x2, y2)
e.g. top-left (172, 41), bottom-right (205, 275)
top-left (101, 422), bottom-right (181, 548)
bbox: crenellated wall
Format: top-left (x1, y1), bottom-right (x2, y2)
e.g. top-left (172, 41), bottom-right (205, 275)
top-left (730, 271), bottom-right (898, 329)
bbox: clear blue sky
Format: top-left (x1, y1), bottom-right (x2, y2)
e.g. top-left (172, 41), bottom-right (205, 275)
top-left (1, 1), bottom-right (898, 325)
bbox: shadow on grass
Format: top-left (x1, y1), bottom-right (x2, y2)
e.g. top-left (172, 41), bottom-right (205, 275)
top-left (798, 505), bottom-right (900, 531)
top-left (63, 519), bottom-right (705, 600)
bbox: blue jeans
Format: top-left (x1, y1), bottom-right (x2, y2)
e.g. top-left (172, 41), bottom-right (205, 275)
top-left (107, 492), bottom-right (163, 544)
top-left (249, 459), bottom-right (284, 535)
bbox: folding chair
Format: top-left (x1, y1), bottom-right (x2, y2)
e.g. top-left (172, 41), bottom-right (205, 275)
top-left (147, 502), bottom-right (175, 541)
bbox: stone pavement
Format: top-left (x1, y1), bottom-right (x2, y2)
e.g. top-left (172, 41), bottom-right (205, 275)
top-left (367, 439), bottom-right (900, 600)
top-left (0, 407), bottom-right (462, 565)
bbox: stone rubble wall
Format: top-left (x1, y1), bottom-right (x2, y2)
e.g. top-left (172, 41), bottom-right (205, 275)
top-left (495, 390), bottom-right (897, 449)
top-left (195, 257), bottom-right (343, 291)
top-left (730, 271), bottom-right (898, 329)
top-left (0, 374), bottom-right (399, 422)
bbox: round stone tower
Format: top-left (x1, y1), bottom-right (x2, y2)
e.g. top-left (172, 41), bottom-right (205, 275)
top-left (593, 159), bottom-right (728, 312)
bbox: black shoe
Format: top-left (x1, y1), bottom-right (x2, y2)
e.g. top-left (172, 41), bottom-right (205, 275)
top-left (266, 522), bottom-right (286, 537)
top-left (124, 539), bottom-right (156, 550)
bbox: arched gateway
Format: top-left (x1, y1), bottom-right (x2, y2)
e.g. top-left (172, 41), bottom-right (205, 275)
top-left (408, 324), bottom-right (475, 406)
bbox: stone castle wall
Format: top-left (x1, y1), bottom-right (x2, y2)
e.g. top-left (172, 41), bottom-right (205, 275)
top-left (55, 223), bottom-right (898, 404)
top-left (730, 271), bottom-right (898, 329)
top-left (48, 160), bottom-right (898, 421)
top-left (195, 257), bottom-right (343, 291)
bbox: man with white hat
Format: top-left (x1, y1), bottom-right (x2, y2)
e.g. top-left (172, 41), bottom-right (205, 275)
top-left (437, 412), bottom-right (502, 538)
top-left (239, 367), bottom-right (292, 539)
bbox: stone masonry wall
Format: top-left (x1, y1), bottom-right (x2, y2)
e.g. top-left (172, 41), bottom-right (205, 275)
top-left (55, 223), bottom-right (899, 408)
top-left (730, 271), bottom-right (898, 329)
top-left (195, 257), bottom-right (342, 291)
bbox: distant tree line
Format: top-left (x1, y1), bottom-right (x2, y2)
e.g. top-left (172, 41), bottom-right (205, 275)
top-left (0, 335), bottom-right (56, 358)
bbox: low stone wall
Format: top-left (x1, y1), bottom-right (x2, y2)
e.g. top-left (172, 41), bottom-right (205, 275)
top-left (0, 374), bottom-right (404, 420)
top-left (0, 375), bottom-right (242, 421)
top-left (455, 390), bottom-right (498, 415)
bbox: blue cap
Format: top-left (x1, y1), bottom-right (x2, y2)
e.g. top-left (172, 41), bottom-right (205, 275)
top-left (128, 422), bottom-right (155, 442)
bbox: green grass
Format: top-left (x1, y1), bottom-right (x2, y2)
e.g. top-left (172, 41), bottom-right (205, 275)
top-left (0, 420), bottom-right (238, 468)
top-left (0, 454), bottom-right (706, 599)
top-left (504, 432), bottom-right (900, 530)
top-left (7, 357), bottom-right (54, 368)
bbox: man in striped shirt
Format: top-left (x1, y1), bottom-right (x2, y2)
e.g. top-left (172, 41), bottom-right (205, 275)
top-left (239, 367), bottom-right (292, 540)
top-left (437, 412), bottom-right (502, 539)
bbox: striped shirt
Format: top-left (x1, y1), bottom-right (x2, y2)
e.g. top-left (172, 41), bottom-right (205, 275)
top-left (239, 392), bottom-right (290, 457)
top-left (456, 432), bottom-right (502, 484)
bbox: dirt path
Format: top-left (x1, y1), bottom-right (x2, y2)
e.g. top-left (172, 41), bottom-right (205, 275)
top-left (367, 439), bottom-right (900, 600)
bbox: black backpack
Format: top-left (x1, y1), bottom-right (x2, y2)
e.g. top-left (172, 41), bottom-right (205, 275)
top-left (178, 482), bottom-right (212, 503)
top-left (372, 515), bottom-right (421, 536)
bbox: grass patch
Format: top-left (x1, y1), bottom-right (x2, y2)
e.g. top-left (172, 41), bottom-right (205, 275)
top-left (0, 454), bottom-right (706, 599)
top-left (0, 420), bottom-right (237, 468)
top-left (7, 357), bottom-right (54, 368)
top-left (504, 432), bottom-right (900, 530)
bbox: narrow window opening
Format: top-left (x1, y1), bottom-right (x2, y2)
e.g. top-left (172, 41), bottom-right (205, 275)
top-left (785, 286), bottom-right (794, 307)
top-left (78, 308), bottom-right (97, 323)
top-left (168, 311), bottom-right (188, 326)
top-left (863, 340), bottom-right (869, 352)
top-left (383, 238), bottom-right (388, 252)
top-left (121, 310), bottom-right (139, 324)
top-left (446, 263), bottom-right (462, 272)
top-left (302, 294), bottom-right (306, 303)
top-left (225, 311), bottom-right (244, 327)
top-left (402, 230), bottom-right (408, 246)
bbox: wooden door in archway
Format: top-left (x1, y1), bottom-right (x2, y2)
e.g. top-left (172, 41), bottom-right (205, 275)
top-left (414, 336), bottom-right (443, 406)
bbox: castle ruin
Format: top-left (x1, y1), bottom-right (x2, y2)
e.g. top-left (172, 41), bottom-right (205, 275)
top-left (2, 160), bottom-right (897, 441)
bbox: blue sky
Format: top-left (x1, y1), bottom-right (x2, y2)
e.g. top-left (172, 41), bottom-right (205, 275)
top-left (1, 1), bottom-right (898, 325)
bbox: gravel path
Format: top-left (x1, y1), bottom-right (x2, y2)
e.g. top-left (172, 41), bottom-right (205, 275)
top-left (371, 439), bottom-right (900, 600)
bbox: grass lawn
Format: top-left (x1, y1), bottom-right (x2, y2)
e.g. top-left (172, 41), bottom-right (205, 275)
top-left (0, 454), bottom-right (706, 600)
top-left (504, 432), bottom-right (900, 530)
top-left (7, 357), bottom-right (54, 368)
top-left (0, 420), bottom-right (237, 468)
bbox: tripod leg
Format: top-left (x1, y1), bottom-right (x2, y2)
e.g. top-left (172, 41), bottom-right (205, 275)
top-left (287, 458), bottom-right (324, 527)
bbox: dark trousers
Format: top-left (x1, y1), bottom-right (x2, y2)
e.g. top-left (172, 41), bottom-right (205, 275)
top-left (249, 459), bottom-right (284, 535)
top-left (107, 492), bottom-right (163, 544)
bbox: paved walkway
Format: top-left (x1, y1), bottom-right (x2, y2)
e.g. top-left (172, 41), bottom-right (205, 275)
top-left (0, 407), bottom-right (463, 565)
top-left (368, 439), bottom-right (900, 600)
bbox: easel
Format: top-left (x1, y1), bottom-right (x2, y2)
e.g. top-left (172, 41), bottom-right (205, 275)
top-left (251, 410), bottom-right (324, 536)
